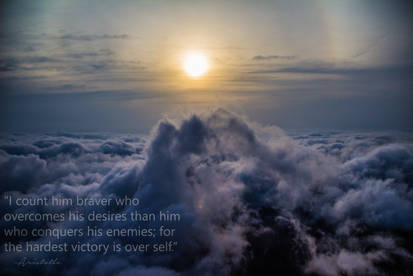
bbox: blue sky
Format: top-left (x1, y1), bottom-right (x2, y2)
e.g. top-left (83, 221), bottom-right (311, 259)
top-left (0, 0), bottom-right (412, 132)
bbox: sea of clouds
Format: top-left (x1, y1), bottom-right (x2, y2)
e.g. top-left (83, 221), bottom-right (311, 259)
top-left (1, 109), bottom-right (413, 276)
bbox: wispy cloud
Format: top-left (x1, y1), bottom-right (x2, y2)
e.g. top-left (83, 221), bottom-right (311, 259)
top-left (252, 55), bottom-right (295, 61)
top-left (57, 33), bottom-right (129, 41)
top-left (0, 56), bottom-right (60, 72)
top-left (352, 32), bottom-right (390, 58)
top-left (248, 61), bottom-right (413, 77)
top-left (66, 48), bottom-right (114, 59)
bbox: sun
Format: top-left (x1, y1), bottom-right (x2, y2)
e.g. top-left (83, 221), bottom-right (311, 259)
top-left (183, 52), bottom-right (209, 78)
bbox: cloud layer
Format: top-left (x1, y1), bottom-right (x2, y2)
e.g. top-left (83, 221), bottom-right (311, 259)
top-left (1, 109), bottom-right (413, 275)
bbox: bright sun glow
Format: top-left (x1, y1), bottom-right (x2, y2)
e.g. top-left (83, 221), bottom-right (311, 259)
top-left (183, 52), bottom-right (209, 78)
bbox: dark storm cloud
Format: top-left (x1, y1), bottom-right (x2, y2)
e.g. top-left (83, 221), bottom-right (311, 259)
top-left (1, 110), bottom-right (413, 275)
top-left (252, 55), bottom-right (295, 61)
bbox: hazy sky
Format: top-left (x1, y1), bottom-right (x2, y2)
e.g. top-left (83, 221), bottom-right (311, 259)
top-left (1, 0), bottom-right (412, 132)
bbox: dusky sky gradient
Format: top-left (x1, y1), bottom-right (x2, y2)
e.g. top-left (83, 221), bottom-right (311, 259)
top-left (1, 0), bottom-right (412, 132)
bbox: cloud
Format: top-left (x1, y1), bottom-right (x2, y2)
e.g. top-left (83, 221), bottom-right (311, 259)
top-left (115, 266), bottom-right (180, 276)
top-left (248, 61), bottom-right (413, 78)
top-left (66, 49), bottom-right (114, 59)
top-left (0, 152), bottom-right (47, 192)
top-left (57, 34), bottom-right (129, 41)
top-left (99, 141), bottom-right (138, 156)
top-left (0, 58), bottom-right (18, 72)
top-left (0, 56), bottom-right (59, 72)
top-left (46, 84), bottom-right (88, 91)
top-left (1, 109), bottom-right (412, 275)
top-left (352, 32), bottom-right (390, 58)
top-left (305, 250), bottom-right (385, 276)
top-left (252, 55), bottom-right (295, 61)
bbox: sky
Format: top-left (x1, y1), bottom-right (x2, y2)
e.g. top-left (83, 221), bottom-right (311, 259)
top-left (0, 0), bottom-right (412, 132)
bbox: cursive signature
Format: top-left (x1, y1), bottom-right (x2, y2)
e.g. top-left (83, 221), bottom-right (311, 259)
top-left (14, 257), bottom-right (62, 267)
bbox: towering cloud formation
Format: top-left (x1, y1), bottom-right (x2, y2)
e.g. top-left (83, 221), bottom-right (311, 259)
top-left (1, 109), bottom-right (412, 275)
